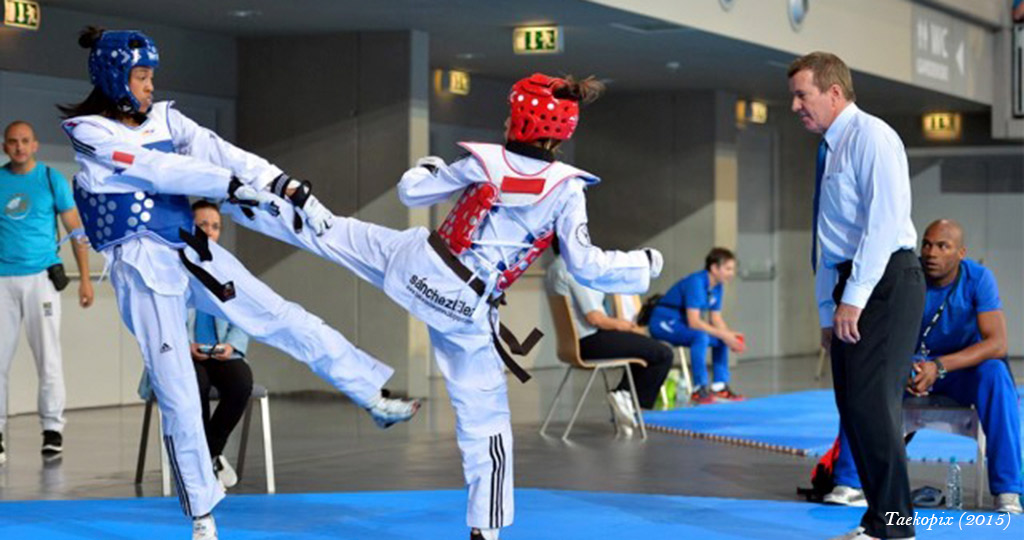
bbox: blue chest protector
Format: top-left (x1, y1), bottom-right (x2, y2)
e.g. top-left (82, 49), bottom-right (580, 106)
top-left (74, 139), bottom-right (193, 251)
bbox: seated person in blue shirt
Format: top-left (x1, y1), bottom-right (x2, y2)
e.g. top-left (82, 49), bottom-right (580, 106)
top-left (826, 220), bottom-right (1021, 514)
top-left (648, 248), bottom-right (746, 404)
top-left (189, 201), bottom-right (253, 490)
top-left (546, 244), bottom-right (673, 435)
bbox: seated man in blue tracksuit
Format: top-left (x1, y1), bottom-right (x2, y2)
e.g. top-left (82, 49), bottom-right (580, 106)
top-left (826, 219), bottom-right (1022, 514)
top-left (648, 247), bottom-right (747, 404)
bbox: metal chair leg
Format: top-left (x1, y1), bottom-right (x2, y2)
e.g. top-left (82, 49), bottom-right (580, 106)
top-left (977, 424), bottom-right (987, 508)
top-left (158, 410), bottom-right (171, 497)
top-left (600, 369), bottom-right (619, 430)
top-left (562, 368), bottom-right (600, 441)
top-left (135, 399), bottom-right (154, 484)
top-left (815, 347), bottom-right (828, 380)
top-left (260, 396), bottom-right (275, 494)
top-left (677, 347), bottom-right (694, 400)
top-left (540, 367), bottom-right (573, 436)
top-left (624, 364), bottom-right (647, 439)
top-left (236, 399), bottom-right (255, 481)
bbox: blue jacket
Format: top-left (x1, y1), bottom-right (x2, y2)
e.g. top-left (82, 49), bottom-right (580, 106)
top-left (186, 309), bottom-right (249, 360)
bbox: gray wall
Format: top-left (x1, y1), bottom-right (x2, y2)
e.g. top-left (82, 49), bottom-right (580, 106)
top-left (234, 31), bottom-right (430, 396)
top-left (0, 7), bottom-right (236, 99)
top-left (574, 90), bottom-right (720, 297)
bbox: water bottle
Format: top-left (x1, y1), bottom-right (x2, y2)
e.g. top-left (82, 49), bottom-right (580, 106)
top-left (946, 457), bottom-right (963, 510)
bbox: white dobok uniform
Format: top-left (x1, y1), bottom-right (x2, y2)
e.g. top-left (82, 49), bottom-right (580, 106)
top-left (62, 102), bottom-right (394, 517)
top-left (226, 142), bottom-right (653, 529)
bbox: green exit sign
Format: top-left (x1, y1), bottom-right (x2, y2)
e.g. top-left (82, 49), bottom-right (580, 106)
top-left (513, 26), bottom-right (562, 55)
top-left (4, 0), bottom-right (40, 30)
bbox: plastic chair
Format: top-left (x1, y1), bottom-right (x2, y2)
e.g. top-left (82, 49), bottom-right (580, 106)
top-left (540, 295), bottom-right (648, 440)
top-left (903, 394), bottom-right (986, 508)
top-left (135, 383), bottom-right (276, 494)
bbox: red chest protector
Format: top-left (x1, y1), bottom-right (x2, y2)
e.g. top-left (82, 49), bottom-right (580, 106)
top-left (436, 142), bottom-right (598, 292)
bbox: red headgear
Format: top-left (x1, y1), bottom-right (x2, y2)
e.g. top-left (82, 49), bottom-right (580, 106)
top-left (507, 73), bottom-right (579, 143)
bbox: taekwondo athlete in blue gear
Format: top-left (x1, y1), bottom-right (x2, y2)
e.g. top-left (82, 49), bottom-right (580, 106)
top-left (648, 247), bottom-right (747, 404)
top-left (61, 27), bottom-right (418, 540)
top-left (828, 220), bottom-right (1022, 514)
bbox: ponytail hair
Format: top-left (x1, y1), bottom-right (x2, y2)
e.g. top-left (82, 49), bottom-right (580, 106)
top-left (553, 75), bottom-right (605, 106)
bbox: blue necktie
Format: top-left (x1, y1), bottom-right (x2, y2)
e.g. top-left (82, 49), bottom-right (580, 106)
top-left (810, 139), bottom-right (828, 272)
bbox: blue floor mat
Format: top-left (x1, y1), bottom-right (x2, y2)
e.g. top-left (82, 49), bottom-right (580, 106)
top-left (643, 388), bottom-right (1024, 462)
top-left (0, 489), bottom-right (1019, 539)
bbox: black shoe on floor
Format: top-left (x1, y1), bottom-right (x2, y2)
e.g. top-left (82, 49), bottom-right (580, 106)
top-left (0, 432), bottom-right (6, 465)
top-left (41, 430), bottom-right (63, 456)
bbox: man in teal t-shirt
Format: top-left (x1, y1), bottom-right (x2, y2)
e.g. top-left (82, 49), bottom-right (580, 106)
top-left (0, 121), bottom-right (93, 464)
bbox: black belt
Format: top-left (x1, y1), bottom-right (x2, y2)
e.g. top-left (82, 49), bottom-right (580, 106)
top-left (428, 231), bottom-right (539, 383)
top-left (178, 227), bottom-right (236, 302)
top-left (835, 248), bottom-right (915, 277)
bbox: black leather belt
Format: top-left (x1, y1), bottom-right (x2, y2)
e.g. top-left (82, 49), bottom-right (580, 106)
top-left (427, 231), bottom-right (539, 383)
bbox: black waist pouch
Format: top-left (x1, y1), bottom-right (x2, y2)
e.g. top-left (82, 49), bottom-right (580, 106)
top-left (47, 263), bottom-right (70, 292)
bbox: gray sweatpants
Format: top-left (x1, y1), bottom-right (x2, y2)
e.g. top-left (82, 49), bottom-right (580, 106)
top-left (0, 271), bottom-right (67, 433)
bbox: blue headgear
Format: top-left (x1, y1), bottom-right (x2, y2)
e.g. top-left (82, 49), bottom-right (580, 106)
top-left (87, 30), bottom-right (159, 113)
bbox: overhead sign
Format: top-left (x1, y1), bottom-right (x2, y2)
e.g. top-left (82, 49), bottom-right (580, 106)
top-left (3, 0), bottom-right (40, 30)
top-left (922, 112), bottom-right (962, 141)
top-left (513, 26), bottom-right (562, 55)
top-left (912, 6), bottom-right (970, 96)
top-left (448, 70), bottom-right (470, 96)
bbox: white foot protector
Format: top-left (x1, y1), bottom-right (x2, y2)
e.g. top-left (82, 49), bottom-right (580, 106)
top-left (192, 514), bottom-right (217, 540)
top-left (366, 395), bottom-right (421, 429)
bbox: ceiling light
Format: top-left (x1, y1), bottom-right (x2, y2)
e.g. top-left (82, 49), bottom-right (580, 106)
top-left (455, 53), bottom-right (484, 60)
top-left (228, 9), bottom-right (261, 18)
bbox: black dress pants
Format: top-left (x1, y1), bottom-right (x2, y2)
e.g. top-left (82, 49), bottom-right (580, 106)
top-left (578, 330), bottom-right (674, 409)
top-left (194, 359), bottom-right (254, 458)
top-left (831, 250), bottom-right (924, 539)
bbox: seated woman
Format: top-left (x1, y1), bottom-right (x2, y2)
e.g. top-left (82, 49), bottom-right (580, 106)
top-left (188, 201), bottom-right (253, 489)
top-left (545, 242), bottom-right (673, 434)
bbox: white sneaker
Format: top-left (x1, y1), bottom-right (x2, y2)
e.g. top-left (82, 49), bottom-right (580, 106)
top-left (192, 514), bottom-right (217, 540)
top-left (366, 395), bottom-right (420, 429)
top-left (828, 527), bottom-right (871, 540)
top-left (607, 390), bottom-right (637, 429)
top-left (213, 455), bottom-right (238, 489)
top-left (823, 485), bottom-right (868, 507)
top-left (995, 493), bottom-right (1023, 514)
top-left (827, 527), bottom-right (913, 540)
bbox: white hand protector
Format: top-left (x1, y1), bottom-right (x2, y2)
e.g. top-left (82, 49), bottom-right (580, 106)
top-left (228, 178), bottom-right (280, 216)
top-left (415, 156), bottom-right (447, 174)
top-left (298, 193), bottom-right (334, 236)
top-left (644, 248), bottom-right (664, 279)
top-left (270, 174), bottom-right (333, 235)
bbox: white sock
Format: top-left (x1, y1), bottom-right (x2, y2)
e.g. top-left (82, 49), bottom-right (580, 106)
top-left (710, 382), bottom-right (726, 392)
top-left (478, 529), bottom-right (499, 540)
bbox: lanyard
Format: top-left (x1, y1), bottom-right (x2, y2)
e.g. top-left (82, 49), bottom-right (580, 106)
top-left (918, 262), bottom-right (962, 358)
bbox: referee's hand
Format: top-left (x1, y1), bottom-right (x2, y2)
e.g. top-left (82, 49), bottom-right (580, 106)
top-left (833, 303), bottom-right (863, 344)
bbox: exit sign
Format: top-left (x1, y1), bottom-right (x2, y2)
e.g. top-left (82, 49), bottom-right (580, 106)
top-left (922, 112), bottom-right (961, 141)
top-left (513, 26), bottom-right (562, 55)
top-left (4, 0), bottom-right (40, 30)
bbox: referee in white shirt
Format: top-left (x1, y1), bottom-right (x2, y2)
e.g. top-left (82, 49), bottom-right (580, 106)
top-left (789, 53), bottom-right (924, 540)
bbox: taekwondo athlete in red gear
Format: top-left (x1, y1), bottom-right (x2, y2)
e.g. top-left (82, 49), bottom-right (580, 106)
top-left (60, 27), bottom-right (418, 540)
top-left (224, 73), bottom-right (663, 540)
